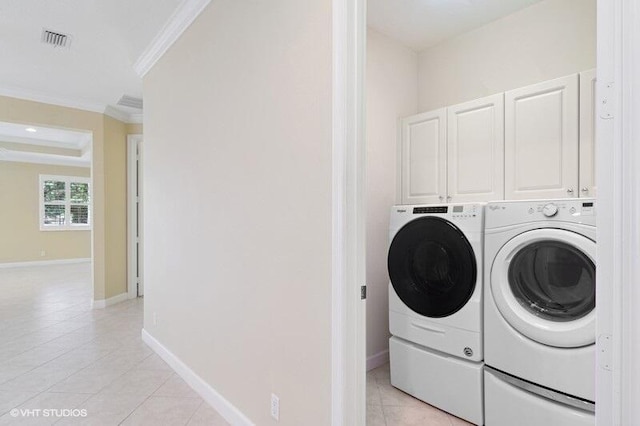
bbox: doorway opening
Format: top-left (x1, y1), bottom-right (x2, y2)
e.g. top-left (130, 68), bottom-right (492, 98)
top-left (361, 0), bottom-right (597, 424)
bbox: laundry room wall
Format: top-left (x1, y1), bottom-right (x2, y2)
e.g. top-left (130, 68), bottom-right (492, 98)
top-left (366, 29), bottom-right (418, 367)
top-left (142, 0), bottom-right (332, 425)
top-left (417, 0), bottom-right (596, 112)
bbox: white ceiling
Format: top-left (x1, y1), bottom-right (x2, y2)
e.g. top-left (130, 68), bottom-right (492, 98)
top-left (367, 0), bottom-right (544, 51)
top-left (0, 0), bottom-right (181, 116)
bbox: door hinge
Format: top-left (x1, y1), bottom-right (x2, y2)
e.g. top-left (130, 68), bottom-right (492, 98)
top-left (360, 285), bottom-right (367, 300)
top-left (599, 81), bottom-right (615, 120)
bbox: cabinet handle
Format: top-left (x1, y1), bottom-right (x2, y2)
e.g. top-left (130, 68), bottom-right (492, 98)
top-left (439, 196), bottom-right (444, 201)
top-left (567, 188), bottom-right (574, 195)
top-left (446, 196), bottom-right (452, 201)
top-left (581, 187), bottom-right (589, 193)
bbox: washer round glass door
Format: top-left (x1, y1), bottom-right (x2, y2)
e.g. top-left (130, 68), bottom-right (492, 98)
top-left (387, 216), bottom-right (477, 318)
top-left (491, 229), bottom-right (596, 348)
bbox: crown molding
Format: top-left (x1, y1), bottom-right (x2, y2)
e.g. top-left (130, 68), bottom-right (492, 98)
top-left (104, 106), bottom-right (143, 124)
top-left (128, 112), bottom-right (144, 124)
top-left (0, 148), bottom-right (90, 168)
top-left (133, 0), bottom-right (213, 77)
top-left (103, 105), bottom-right (130, 123)
top-left (0, 84), bottom-right (105, 113)
top-left (0, 85), bottom-right (142, 124)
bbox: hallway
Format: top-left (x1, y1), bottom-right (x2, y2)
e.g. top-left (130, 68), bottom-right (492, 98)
top-left (0, 263), bottom-right (228, 425)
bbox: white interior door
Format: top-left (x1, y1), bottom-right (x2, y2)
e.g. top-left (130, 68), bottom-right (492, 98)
top-left (400, 109), bottom-right (447, 205)
top-left (127, 135), bottom-right (143, 298)
top-left (504, 74), bottom-right (579, 200)
top-left (580, 69), bottom-right (597, 198)
top-left (447, 94), bottom-right (504, 203)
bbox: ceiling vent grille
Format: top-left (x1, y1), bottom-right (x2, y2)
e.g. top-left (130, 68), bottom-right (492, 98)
top-left (41, 29), bottom-right (71, 48)
top-left (117, 95), bottom-right (143, 110)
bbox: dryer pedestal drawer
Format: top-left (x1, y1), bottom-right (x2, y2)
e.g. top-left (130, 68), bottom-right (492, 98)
top-left (389, 336), bottom-right (483, 425)
top-left (484, 368), bottom-right (595, 426)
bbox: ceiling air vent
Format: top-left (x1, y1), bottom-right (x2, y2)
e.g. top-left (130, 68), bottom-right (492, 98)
top-left (117, 95), bottom-right (143, 110)
top-left (41, 29), bottom-right (71, 48)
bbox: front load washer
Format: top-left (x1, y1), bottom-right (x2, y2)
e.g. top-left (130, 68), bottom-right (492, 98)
top-left (484, 199), bottom-right (596, 425)
top-left (387, 203), bottom-right (484, 425)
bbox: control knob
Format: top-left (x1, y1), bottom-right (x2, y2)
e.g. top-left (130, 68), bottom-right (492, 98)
top-left (542, 203), bottom-right (558, 217)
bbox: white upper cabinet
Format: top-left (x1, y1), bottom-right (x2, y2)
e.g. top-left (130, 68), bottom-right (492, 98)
top-left (504, 74), bottom-right (579, 200)
top-left (579, 69), bottom-right (597, 197)
top-left (447, 94), bottom-right (505, 203)
top-left (400, 109), bottom-right (447, 204)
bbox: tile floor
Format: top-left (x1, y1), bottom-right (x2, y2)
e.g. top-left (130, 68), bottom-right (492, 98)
top-left (0, 263), bottom-right (229, 425)
top-left (367, 363), bottom-right (473, 426)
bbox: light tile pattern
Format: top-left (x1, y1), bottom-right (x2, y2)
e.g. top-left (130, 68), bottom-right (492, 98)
top-left (367, 363), bottom-right (474, 426)
top-left (0, 264), bottom-right (229, 425)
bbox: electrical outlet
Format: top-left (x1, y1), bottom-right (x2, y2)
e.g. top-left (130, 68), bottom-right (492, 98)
top-left (270, 393), bottom-right (279, 421)
top-left (40, 250), bottom-right (46, 257)
top-left (153, 312), bottom-right (157, 326)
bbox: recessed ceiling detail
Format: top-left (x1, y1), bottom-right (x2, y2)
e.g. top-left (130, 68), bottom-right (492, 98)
top-left (117, 95), bottom-right (143, 110)
top-left (41, 29), bottom-right (72, 48)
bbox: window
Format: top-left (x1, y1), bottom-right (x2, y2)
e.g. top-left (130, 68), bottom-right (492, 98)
top-left (39, 175), bottom-right (91, 231)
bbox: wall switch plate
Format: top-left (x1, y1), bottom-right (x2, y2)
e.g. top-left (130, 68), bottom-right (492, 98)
top-left (40, 250), bottom-right (46, 257)
top-left (270, 393), bottom-right (279, 421)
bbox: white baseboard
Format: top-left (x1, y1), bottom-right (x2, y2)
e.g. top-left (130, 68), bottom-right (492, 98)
top-left (92, 292), bottom-right (129, 309)
top-left (0, 258), bottom-right (91, 269)
top-left (367, 349), bottom-right (390, 371)
top-left (142, 329), bottom-right (254, 426)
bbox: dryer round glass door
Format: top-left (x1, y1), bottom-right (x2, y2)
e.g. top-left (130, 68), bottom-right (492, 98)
top-left (387, 216), bottom-right (477, 318)
top-left (491, 229), bottom-right (596, 348)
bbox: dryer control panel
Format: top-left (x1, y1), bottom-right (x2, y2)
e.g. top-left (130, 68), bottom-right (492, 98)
top-left (485, 199), bottom-right (596, 229)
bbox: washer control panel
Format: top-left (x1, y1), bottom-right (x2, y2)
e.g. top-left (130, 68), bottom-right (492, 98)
top-left (451, 204), bottom-right (479, 219)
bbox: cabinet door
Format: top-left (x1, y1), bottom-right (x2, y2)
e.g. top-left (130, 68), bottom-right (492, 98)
top-left (579, 69), bottom-right (597, 197)
top-left (400, 109), bottom-right (447, 205)
top-left (447, 94), bottom-right (504, 203)
top-left (505, 75), bottom-right (579, 200)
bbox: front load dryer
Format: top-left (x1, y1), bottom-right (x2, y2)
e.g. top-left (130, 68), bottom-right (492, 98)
top-left (484, 199), bottom-right (596, 426)
top-left (387, 203), bottom-right (484, 425)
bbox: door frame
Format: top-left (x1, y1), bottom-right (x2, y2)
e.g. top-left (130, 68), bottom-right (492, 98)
top-left (595, 0), bottom-right (640, 424)
top-left (332, 0), bottom-right (366, 423)
top-left (127, 134), bottom-right (143, 299)
top-left (342, 0), bottom-right (640, 424)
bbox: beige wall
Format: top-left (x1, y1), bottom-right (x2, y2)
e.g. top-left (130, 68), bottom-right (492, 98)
top-left (366, 30), bottom-right (418, 362)
top-left (417, 0), bottom-right (596, 111)
top-left (0, 162), bottom-right (90, 262)
top-left (126, 123), bottom-right (143, 134)
top-left (143, 0), bottom-right (332, 424)
top-left (104, 115), bottom-right (128, 299)
top-left (0, 95), bottom-right (133, 302)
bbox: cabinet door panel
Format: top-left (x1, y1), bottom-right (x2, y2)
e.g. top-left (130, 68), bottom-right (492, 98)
top-left (579, 69), bottom-right (597, 197)
top-left (400, 109), bottom-right (447, 204)
top-left (447, 94), bottom-right (504, 203)
top-left (505, 74), bottom-right (579, 200)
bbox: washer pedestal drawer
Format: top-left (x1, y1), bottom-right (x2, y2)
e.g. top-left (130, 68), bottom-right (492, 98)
top-left (389, 336), bottom-right (483, 425)
top-left (484, 368), bottom-right (595, 426)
